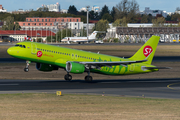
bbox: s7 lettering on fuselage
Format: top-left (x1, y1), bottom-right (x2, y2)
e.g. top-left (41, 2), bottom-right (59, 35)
top-left (7, 36), bottom-right (169, 81)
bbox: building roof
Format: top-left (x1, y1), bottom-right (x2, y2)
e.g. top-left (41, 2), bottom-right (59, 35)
top-left (0, 30), bottom-right (55, 37)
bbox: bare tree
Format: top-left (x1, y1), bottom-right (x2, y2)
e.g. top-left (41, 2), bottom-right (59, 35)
top-left (115, 0), bottom-right (139, 20)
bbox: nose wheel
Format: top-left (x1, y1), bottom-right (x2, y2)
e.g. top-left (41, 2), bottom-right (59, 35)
top-left (24, 61), bottom-right (30, 72)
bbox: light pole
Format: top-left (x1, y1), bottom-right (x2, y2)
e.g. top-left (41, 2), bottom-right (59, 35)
top-left (86, 6), bottom-right (90, 42)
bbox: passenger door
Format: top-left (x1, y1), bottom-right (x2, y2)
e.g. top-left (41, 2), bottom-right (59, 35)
top-left (31, 43), bottom-right (37, 55)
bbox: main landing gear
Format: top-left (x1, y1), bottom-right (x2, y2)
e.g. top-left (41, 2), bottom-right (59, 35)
top-left (64, 73), bottom-right (72, 81)
top-left (24, 61), bottom-right (30, 72)
top-left (64, 71), bottom-right (93, 82)
top-left (85, 71), bottom-right (93, 82)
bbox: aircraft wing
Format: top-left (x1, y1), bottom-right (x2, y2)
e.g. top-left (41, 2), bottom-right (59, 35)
top-left (143, 67), bottom-right (171, 70)
top-left (76, 60), bottom-right (147, 68)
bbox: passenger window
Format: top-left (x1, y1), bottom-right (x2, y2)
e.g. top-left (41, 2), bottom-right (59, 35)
top-left (23, 45), bottom-right (26, 48)
top-left (20, 45), bottom-right (22, 47)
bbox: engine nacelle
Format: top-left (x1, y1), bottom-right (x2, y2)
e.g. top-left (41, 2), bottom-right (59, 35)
top-left (36, 63), bottom-right (58, 72)
top-left (66, 62), bottom-right (85, 74)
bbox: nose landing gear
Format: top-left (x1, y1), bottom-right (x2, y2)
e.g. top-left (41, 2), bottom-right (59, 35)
top-left (24, 61), bottom-right (30, 72)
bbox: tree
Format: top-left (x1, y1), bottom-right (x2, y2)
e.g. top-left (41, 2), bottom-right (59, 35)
top-left (100, 5), bottom-right (110, 19)
top-left (112, 17), bottom-right (127, 27)
top-left (111, 7), bottom-right (116, 22)
top-left (93, 19), bottom-right (109, 38)
top-left (89, 10), bottom-right (99, 20)
top-left (14, 22), bottom-right (21, 30)
top-left (56, 29), bottom-right (72, 42)
top-left (2, 16), bottom-right (15, 30)
top-left (141, 15), bottom-right (148, 23)
top-left (115, 0), bottom-right (139, 20)
top-left (68, 5), bottom-right (78, 15)
top-left (37, 7), bottom-right (49, 12)
top-left (152, 17), bottom-right (166, 27)
top-left (171, 13), bottom-right (180, 21)
top-left (102, 13), bottom-right (113, 23)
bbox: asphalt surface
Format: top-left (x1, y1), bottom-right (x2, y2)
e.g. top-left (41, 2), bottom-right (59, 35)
top-left (0, 78), bottom-right (180, 99)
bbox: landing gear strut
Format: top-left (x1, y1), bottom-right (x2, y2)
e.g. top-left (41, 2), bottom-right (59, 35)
top-left (85, 71), bottom-right (93, 82)
top-left (24, 61), bottom-right (30, 72)
top-left (64, 73), bottom-right (72, 81)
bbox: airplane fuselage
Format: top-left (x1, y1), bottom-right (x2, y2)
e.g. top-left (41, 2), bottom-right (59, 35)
top-left (7, 42), bottom-right (157, 75)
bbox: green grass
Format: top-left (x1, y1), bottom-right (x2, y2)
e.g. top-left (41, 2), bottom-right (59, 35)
top-left (0, 93), bottom-right (179, 120)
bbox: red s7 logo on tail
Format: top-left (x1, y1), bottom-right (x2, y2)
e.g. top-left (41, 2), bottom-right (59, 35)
top-left (143, 46), bottom-right (153, 57)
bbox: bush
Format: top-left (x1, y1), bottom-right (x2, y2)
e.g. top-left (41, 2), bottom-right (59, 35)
top-left (113, 38), bottom-right (119, 43)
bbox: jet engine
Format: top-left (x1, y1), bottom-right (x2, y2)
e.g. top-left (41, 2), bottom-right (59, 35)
top-left (66, 62), bottom-right (85, 74)
top-left (36, 63), bottom-right (58, 72)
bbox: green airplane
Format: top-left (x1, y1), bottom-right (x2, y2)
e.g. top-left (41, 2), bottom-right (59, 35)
top-left (7, 36), bottom-right (168, 81)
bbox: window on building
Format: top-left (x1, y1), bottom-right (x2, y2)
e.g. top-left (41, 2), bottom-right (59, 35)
top-left (23, 23), bottom-right (25, 26)
top-left (26, 19), bottom-right (28, 22)
top-left (49, 19), bottom-right (50, 22)
top-left (77, 19), bottom-right (78, 22)
top-left (35, 23), bottom-right (36, 25)
top-left (37, 19), bottom-right (39, 22)
top-left (50, 23), bottom-right (52, 25)
top-left (39, 23), bottom-right (41, 25)
top-left (34, 19), bottom-right (36, 22)
top-left (42, 19), bottom-right (44, 22)
top-left (45, 23), bottom-right (47, 25)
top-left (45, 19), bottom-right (47, 22)
top-left (67, 19), bottom-right (68, 22)
top-left (75, 23), bottom-right (77, 25)
top-left (70, 19), bottom-right (71, 22)
top-left (28, 23), bottom-right (30, 25)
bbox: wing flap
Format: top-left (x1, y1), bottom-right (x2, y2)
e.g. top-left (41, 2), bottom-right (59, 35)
top-left (144, 67), bottom-right (171, 70)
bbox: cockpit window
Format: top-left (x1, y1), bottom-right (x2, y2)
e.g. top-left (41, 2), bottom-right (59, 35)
top-left (15, 44), bottom-right (19, 47)
top-left (15, 44), bottom-right (26, 48)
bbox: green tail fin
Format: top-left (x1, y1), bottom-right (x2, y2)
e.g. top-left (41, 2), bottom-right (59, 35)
top-left (129, 36), bottom-right (160, 65)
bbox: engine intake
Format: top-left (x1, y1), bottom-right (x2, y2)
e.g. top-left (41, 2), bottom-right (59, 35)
top-left (66, 62), bottom-right (85, 74)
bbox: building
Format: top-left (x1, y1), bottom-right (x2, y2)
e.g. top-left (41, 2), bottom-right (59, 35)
top-left (0, 5), bottom-right (7, 12)
top-left (40, 2), bottom-right (60, 12)
top-left (92, 5), bottom-right (100, 13)
top-left (68, 22), bottom-right (83, 30)
top-left (18, 17), bottom-right (81, 31)
top-left (0, 30), bottom-right (55, 42)
top-left (79, 5), bottom-right (101, 13)
top-left (140, 7), bottom-right (168, 18)
top-left (60, 9), bottom-right (68, 13)
top-left (79, 7), bottom-right (87, 12)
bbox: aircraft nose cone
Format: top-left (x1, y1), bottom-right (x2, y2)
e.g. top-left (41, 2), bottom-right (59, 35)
top-left (7, 47), bottom-right (13, 55)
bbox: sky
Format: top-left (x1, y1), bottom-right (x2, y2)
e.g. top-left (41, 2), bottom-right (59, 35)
top-left (1, 0), bottom-right (180, 12)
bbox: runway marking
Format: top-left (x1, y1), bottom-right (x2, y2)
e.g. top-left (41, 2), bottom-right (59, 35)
top-left (167, 82), bottom-right (180, 90)
top-left (0, 84), bottom-right (19, 86)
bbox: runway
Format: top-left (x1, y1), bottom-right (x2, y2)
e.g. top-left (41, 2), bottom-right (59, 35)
top-left (0, 78), bottom-right (180, 99)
